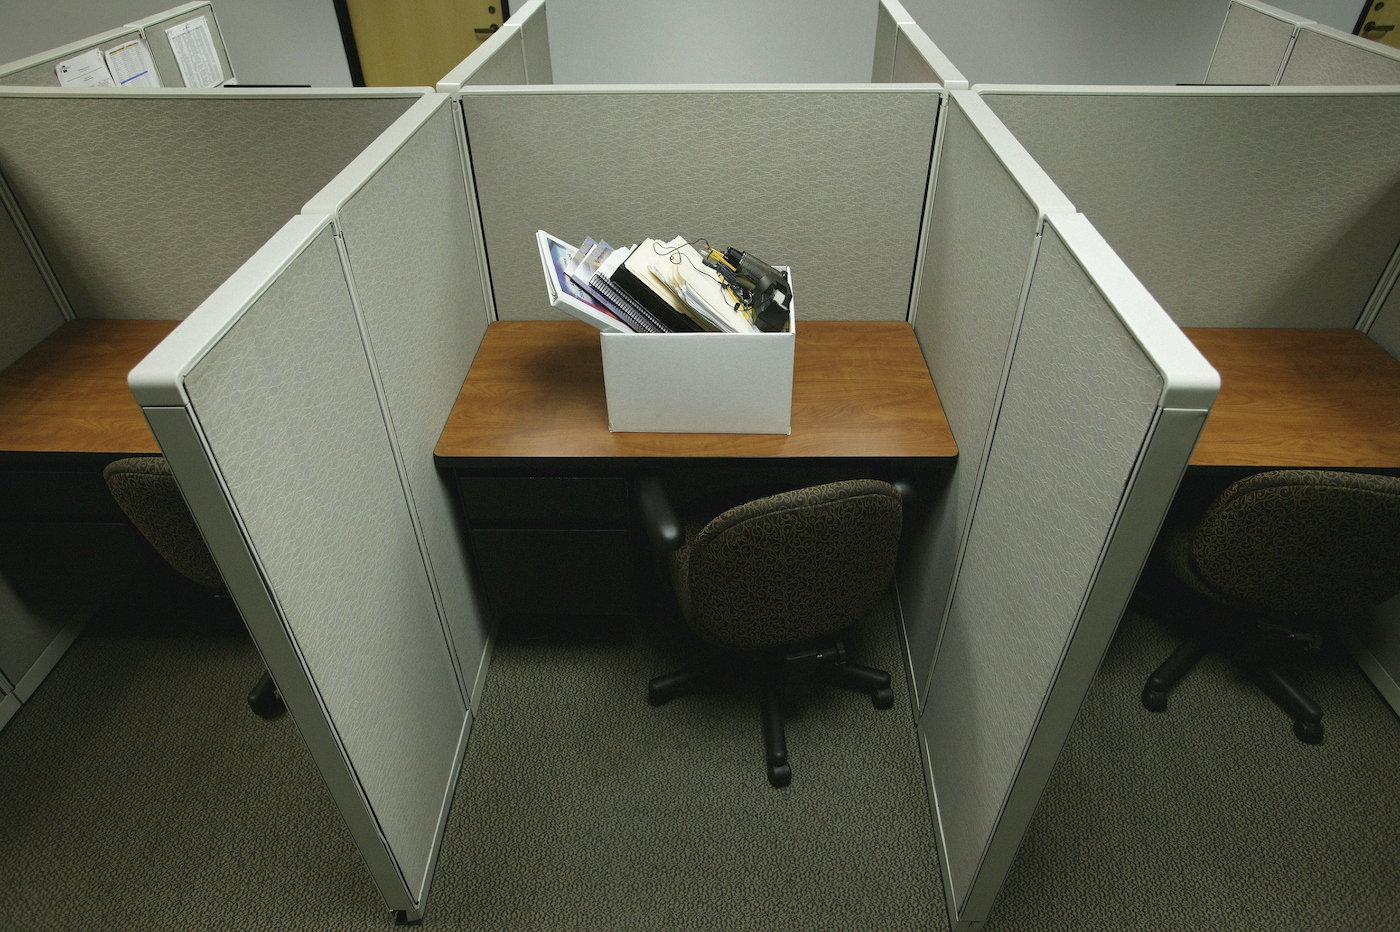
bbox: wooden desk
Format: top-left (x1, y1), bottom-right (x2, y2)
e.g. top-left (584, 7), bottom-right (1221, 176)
top-left (0, 320), bottom-right (175, 457)
top-left (435, 320), bottom-right (957, 465)
top-left (1185, 328), bottom-right (1400, 469)
top-left (434, 319), bottom-right (954, 620)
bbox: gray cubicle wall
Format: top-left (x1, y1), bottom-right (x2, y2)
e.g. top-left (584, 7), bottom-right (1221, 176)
top-left (457, 86), bottom-right (940, 322)
top-left (1205, 0), bottom-right (1311, 85)
top-left (128, 2), bottom-right (235, 88)
top-left (0, 2), bottom-right (234, 88)
top-left (0, 199), bottom-right (65, 372)
top-left (302, 94), bottom-right (494, 710)
top-left (0, 88), bottom-right (421, 328)
top-left (920, 207), bottom-right (1217, 931)
top-left (979, 87), bottom-right (1400, 330)
top-left (130, 211), bottom-right (472, 923)
top-left (898, 91), bottom-right (1072, 713)
top-left (1279, 23), bottom-right (1400, 85)
top-left (873, 0), bottom-right (969, 88)
top-left (437, 0), bottom-right (551, 91)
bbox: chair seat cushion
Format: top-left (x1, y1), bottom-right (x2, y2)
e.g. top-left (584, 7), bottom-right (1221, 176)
top-left (103, 456), bottom-right (226, 593)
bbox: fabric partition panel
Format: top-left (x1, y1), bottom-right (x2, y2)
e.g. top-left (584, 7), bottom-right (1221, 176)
top-left (0, 89), bottom-right (421, 322)
top-left (981, 88), bottom-right (1400, 329)
top-left (894, 21), bottom-right (968, 88)
top-left (0, 198), bottom-right (65, 371)
top-left (901, 90), bottom-right (1073, 713)
top-left (516, 0), bottom-right (553, 85)
top-left (1279, 24), bottom-right (1400, 85)
top-left (1205, 0), bottom-right (1306, 85)
top-left (459, 87), bottom-right (940, 322)
top-left (0, 28), bottom-right (145, 88)
top-left (130, 2), bottom-right (236, 88)
top-left (922, 211), bottom-right (1218, 930)
top-left (872, 0), bottom-right (903, 82)
top-left (437, 24), bottom-right (525, 92)
top-left (129, 214), bottom-right (469, 921)
top-left (302, 93), bottom-right (494, 710)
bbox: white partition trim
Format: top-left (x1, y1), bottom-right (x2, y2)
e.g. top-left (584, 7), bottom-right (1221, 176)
top-left (0, 171), bottom-right (74, 321)
top-left (453, 102), bottom-right (498, 321)
top-left (11, 610), bottom-right (88, 701)
top-left (880, 0), bottom-right (917, 24)
top-left (948, 90), bottom-right (1075, 216)
top-left (0, 694), bottom-right (18, 731)
top-left (1360, 239), bottom-right (1400, 332)
top-left (0, 85), bottom-right (431, 101)
top-left (142, 403), bottom-right (419, 917)
top-left (455, 82), bottom-right (947, 97)
top-left (898, 23), bottom-right (969, 90)
top-left (905, 92), bottom-right (948, 327)
top-left (437, 22), bottom-right (524, 93)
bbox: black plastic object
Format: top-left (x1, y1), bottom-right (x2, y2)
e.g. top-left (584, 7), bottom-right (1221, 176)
top-left (247, 670), bottom-right (285, 719)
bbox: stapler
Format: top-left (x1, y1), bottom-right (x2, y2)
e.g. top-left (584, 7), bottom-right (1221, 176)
top-left (699, 246), bottom-right (793, 333)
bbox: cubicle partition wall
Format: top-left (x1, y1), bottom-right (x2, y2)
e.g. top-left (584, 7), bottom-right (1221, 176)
top-left (1207, 1), bottom-right (1400, 86)
top-left (129, 93), bottom-right (490, 922)
top-left (872, 0), bottom-right (969, 88)
top-left (437, 0), bottom-right (551, 90)
top-left (978, 86), bottom-right (1400, 334)
top-left (901, 89), bottom-right (1218, 931)
top-left (0, 2), bottom-right (234, 88)
top-left (0, 86), bottom-right (424, 730)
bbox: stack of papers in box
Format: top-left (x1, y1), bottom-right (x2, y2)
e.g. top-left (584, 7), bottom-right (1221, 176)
top-left (536, 230), bottom-right (773, 335)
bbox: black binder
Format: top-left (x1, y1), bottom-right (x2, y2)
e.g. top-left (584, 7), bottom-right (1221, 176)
top-left (609, 256), bottom-right (704, 333)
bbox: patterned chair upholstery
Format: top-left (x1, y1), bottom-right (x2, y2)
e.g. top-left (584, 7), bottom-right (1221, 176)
top-left (643, 479), bottom-right (903, 788)
top-left (1143, 469), bottom-right (1400, 744)
top-left (102, 456), bottom-right (283, 719)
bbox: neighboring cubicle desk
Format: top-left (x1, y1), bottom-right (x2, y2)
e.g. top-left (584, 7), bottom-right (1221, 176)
top-left (1208, 0), bottom-right (1400, 86)
top-left (977, 82), bottom-right (1400, 721)
top-left (0, 2), bottom-right (235, 89)
top-left (0, 85), bottom-right (427, 728)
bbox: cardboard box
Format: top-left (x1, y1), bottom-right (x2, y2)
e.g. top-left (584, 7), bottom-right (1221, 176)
top-left (599, 280), bottom-right (794, 434)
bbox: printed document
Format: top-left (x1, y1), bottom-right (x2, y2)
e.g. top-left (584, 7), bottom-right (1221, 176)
top-left (55, 48), bottom-right (117, 87)
top-left (166, 16), bottom-right (225, 87)
top-left (104, 38), bottom-right (160, 88)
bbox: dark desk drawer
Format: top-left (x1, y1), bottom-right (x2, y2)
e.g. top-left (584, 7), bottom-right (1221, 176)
top-left (469, 528), bottom-right (634, 616)
top-left (457, 476), bottom-right (629, 526)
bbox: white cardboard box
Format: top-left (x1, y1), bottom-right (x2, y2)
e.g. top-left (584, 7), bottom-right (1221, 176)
top-left (599, 283), bottom-right (795, 434)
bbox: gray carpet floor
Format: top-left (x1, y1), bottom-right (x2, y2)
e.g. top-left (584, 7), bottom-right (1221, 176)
top-left (2, 599), bottom-right (1399, 930)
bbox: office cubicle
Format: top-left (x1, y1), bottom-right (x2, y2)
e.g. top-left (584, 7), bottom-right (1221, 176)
top-left (129, 93), bottom-right (490, 923)
top-left (108, 2), bottom-right (1221, 927)
top-left (1208, 0), bottom-right (1400, 86)
top-left (0, 2), bottom-right (234, 89)
top-left (0, 85), bottom-right (425, 728)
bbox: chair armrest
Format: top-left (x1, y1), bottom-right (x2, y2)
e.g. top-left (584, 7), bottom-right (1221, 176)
top-left (636, 476), bottom-right (684, 552)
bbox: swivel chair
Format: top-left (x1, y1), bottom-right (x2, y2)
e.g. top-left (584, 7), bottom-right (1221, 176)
top-left (638, 477), bottom-right (902, 788)
top-left (1141, 469), bottom-right (1400, 744)
top-left (102, 456), bottom-right (284, 719)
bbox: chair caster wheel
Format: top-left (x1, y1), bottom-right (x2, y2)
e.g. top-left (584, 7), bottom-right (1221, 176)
top-left (767, 762), bottom-right (791, 788)
top-left (1293, 719), bottom-right (1323, 744)
top-left (247, 672), bottom-right (285, 719)
top-left (872, 687), bottom-right (894, 710)
top-left (1141, 687), bottom-right (1168, 713)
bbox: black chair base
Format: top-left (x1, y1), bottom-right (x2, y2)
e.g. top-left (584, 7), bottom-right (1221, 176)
top-left (247, 670), bottom-right (286, 719)
top-left (1141, 634), bottom-right (1323, 745)
top-left (648, 641), bottom-right (894, 788)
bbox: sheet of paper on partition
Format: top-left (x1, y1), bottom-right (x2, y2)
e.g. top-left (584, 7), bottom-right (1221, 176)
top-left (55, 48), bottom-right (117, 87)
top-left (166, 16), bottom-right (225, 87)
top-left (104, 38), bottom-right (160, 88)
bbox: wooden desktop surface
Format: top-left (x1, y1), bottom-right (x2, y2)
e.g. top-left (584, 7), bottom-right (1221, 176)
top-left (1185, 327), bottom-right (1400, 469)
top-left (435, 320), bottom-right (956, 462)
top-left (0, 320), bottom-right (174, 455)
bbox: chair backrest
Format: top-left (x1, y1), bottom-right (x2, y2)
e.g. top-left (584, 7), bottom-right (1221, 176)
top-left (102, 455), bottom-right (225, 592)
top-left (685, 479), bottom-right (902, 649)
top-left (1190, 469), bottom-right (1400, 617)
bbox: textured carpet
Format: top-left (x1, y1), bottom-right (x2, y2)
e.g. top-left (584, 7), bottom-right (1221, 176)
top-left (0, 597), bottom-right (942, 930)
top-left (984, 610), bottom-right (1400, 931)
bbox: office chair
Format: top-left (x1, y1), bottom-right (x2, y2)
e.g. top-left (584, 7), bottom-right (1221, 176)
top-left (1141, 469), bottom-right (1400, 744)
top-left (638, 477), bottom-right (902, 788)
top-left (102, 456), bottom-right (284, 719)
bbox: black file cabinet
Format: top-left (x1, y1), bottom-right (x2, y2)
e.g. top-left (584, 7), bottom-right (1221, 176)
top-left (455, 475), bottom-right (639, 619)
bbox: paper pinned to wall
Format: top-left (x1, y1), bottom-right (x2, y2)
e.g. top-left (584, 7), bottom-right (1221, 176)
top-left (55, 48), bottom-right (117, 87)
top-left (166, 15), bottom-right (225, 87)
top-left (104, 38), bottom-right (160, 88)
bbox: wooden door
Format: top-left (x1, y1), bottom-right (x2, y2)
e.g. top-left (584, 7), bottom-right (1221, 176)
top-left (344, 0), bottom-right (506, 87)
